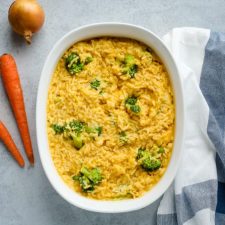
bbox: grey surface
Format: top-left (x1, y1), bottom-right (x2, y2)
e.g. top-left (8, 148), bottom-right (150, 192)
top-left (0, 0), bottom-right (225, 225)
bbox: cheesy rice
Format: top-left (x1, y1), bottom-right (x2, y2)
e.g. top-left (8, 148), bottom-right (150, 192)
top-left (47, 37), bottom-right (175, 200)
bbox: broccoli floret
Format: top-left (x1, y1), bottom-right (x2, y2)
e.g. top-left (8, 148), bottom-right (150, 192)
top-left (122, 55), bottom-right (138, 78)
top-left (124, 54), bottom-right (134, 64)
top-left (70, 62), bottom-right (84, 74)
top-left (68, 121), bottom-right (84, 149)
top-left (52, 120), bottom-right (102, 149)
top-left (95, 127), bottom-right (102, 136)
top-left (79, 176), bottom-right (94, 192)
top-left (137, 147), bottom-right (147, 159)
top-left (51, 124), bottom-right (65, 134)
top-left (72, 175), bottom-right (80, 181)
top-left (79, 167), bottom-right (90, 177)
top-left (137, 148), bottom-right (161, 171)
top-left (85, 126), bottom-right (95, 133)
top-left (52, 120), bottom-right (86, 149)
top-left (125, 96), bottom-right (137, 105)
top-left (81, 167), bottom-right (102, 185)
top-left (84, 56), bottom-right (93, 65)
top-left (73, 174), bottom-right (94, 192)
top-left (65, 52), bottom-right (79, 66)
top-left (90, 168), bottom-right (102, 184)
top-left (73, 167), bottom-right (102, 192)
top-left (90, 79), bottom-right (101, 90)
top-left (141, 157), bottom-right (161, 171)
top-left (69, 120), bottom-right (84, 134)
top-left (85, 126), bottom-right (102, 136)
top-left (125, 96), bottom-right (141, 113)
top-left (119, 131), bottom-right (128, 144)
top-left (128, 64), bottom-right (138, 78)
top-left (71, 133), bottom-right (84, 149)
top-left (65, 52), bottom-right (84, 75)
top-left (130, 105), bottom-right (141, 113)
top-left (158, 147), bottom-right (165, 154)
top-left (66, 120), bottom-right (85, 149)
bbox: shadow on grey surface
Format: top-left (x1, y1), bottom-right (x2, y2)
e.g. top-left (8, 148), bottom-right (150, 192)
top-left (9, 28), bottom-right (44, 50)
top-left (9, 29), bottom-right (25, 48)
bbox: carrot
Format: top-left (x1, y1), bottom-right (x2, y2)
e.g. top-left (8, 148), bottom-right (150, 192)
top-left (0, 121), bottom-right (25, 167)
top-left (0, 54), bottom-right (34, 165)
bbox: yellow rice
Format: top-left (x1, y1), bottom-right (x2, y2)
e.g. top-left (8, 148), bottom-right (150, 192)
top-left (47, 37), bottom-right (175, 200)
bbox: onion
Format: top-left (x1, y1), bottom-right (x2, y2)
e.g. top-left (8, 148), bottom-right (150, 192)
top-left (8, 0), bottom-right (45, 44)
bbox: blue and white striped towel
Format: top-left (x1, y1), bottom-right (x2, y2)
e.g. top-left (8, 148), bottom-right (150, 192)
top-left (157, 28), bottom-right (225, 225)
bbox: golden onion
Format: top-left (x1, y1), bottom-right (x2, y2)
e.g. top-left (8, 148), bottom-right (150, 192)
top-left (8, 0), bottom-right (45, 44)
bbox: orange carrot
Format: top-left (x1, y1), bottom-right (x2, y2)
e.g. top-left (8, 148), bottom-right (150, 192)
top-left (0, 121), bottom-right (25, 167)
top-left (0, 54), bottom-right (34, 165)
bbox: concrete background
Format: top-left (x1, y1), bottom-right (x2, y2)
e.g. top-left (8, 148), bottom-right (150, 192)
top-left (0, 0), bottom-right (225, 225)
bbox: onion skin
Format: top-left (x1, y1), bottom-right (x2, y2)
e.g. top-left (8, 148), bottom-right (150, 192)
top-left (8, 0), bottom-right (45, 44)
